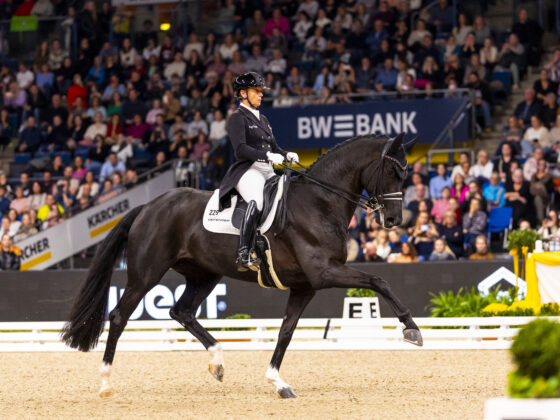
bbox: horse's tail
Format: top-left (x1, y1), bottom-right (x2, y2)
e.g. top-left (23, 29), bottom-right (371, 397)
top-left (61, 205), bottom-right (144, 351)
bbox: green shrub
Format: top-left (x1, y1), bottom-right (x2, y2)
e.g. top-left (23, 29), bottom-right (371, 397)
top-left (427, 287), bottom-right (513, 317)
top-left (540, 303), bottom-right (560, 316)
top-left (509, 371), bottom-right (560, 398)
top-left (481, 307), bottom-right (535, 317)
top-left (224, 314), bottom-right (251, 331)
top-left (346, 288), bottom-right (376, 298)
top-left (507, 229), bottom-right (541, 253)
top-left (510, 319), bottom-right (560, 380)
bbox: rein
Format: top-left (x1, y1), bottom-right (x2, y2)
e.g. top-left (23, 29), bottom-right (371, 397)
top-left (279, 159), bottom-right (403, 213)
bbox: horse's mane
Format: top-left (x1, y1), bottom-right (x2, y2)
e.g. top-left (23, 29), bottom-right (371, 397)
top-left (305, 133), bottom-right (391, 173)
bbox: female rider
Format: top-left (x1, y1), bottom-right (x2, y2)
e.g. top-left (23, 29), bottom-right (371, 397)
top-left (218, 72), bottom-right (298, 271)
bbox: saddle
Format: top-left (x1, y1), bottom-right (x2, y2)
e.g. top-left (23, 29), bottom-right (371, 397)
top-left (232, 176), bottom-right (280, 229)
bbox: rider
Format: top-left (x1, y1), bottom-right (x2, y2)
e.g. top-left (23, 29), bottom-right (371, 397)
top-left (219, 72), bottom-right (299, 271)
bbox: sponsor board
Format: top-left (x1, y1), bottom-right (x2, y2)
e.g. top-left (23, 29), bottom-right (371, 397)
top-left (17, 171), bottom-right (174, 270)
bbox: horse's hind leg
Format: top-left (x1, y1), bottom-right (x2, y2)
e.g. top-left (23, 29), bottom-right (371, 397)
top-left (169, 272), bottom-right (223, 381)
top-left (99, 267), bottom-right (166, 397)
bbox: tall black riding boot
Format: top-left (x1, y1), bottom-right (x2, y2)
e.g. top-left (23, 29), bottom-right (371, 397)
top-left (236, 200), bottom-right (261, 271)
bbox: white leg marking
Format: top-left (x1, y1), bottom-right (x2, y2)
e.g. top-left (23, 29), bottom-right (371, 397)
top-left (208, 343), bottom-right (224, 367)
top-left (98, 362), bottom-right (114, 398)
top-left (266, 366), bottom-right (290, 392)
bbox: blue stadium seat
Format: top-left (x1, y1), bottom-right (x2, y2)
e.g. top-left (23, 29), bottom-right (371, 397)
top-left (492, 71), bottom-right (512, 90)
top-left (75, 146), bottom-right (90, 159)
top-left (34, 151), bottom-right (51, 160)
top-left (55, 151), bottom-right (71, 164)
top-left (134, 149), bottom-right (152, 160)
top-left (487, 207), bottom-right (513, 248)
top-left (14, 153), bottom-right (31, 164)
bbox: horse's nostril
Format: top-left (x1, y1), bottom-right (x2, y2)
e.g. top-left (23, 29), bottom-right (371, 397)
top-left (386, 217), bottom-right (395, 225)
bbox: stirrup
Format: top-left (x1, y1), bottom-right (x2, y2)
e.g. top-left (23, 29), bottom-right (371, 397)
top-left (236, 249), bottom-right (261, 272)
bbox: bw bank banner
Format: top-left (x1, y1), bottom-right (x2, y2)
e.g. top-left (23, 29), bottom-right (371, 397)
top-left (17, 170), bottom-right (174, 271)
top-left (266, 97), bottom-right (468, 149)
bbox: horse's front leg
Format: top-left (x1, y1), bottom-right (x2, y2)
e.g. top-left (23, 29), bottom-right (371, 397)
top-left (319, 264), bottom-right (423, 346)
top-left (266, 287), bottom-right (315, 399)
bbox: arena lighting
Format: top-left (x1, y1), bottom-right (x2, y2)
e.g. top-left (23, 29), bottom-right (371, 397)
top-left (160, 22), bottom-right (171, 31)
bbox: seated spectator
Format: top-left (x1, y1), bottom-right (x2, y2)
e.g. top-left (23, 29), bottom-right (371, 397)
top-left (97, 179), bottom-right (119, 204)
top-left (452, 12), bottom-right (472, 45)
top-left (441, 35), bottom-right (460, 65)
top-left (9, 186), bottom-right (30, 215)
top-left (73, 156), bottom-right (86, 181)
top-left (523, 116), bottom-right (548, 147)
top-left (405, 172), bottom-right (429, 205)
top-left (0, 185), bottom-right (10, 215)
top-left (494, 143), bottom-right (519, 182)
top-left (467, 72), bottom-right (492, 130)
top-left (523, 147), bottom-right (546, 181)
top-left (538, 210), bottom-right (559, 240)
top-left (534, 68), bottom-right (558, 102)
top-left (83, 112), bottom-right (107, 147)
top-left (0, 234), bottom-right (20, 270)
top-left (469, 235), bottom-right (495, 260)
top-left (450, 152), bottom-right (471, 181)
top-left (187, 111), bottom-right (208, 141)
top-left (388, 241), bottom-right (418, 263)
top-left (124, 168), bottom-right (138, 189)
top-left (312, 65), bottom-right (334, 95)
top-left (407, 19), bottom-right (430, 49)
top-left (122, 89), bottom-right (147, 125)
top-left (430, 163), bottom-right (452, 199)
top-left (0, 216), bottom-right (17, 239)
top-left (42, 202), bottom-right (64, 228)
top-left (77, 171), bottom-right (100, 199)
top-left (438, 209), bottom-right (464, 258)
top-left (431, 186), bottom-right (451, 224)
top-left (540, 93), bottom-right (557, 129)
top-left (85, 96), bottom-right (107, 120)
top-left (66, 74), bottom-right (88, 112)
top-left (191, 133), bottom-right (210, 161)
top-left (99, 152), bottom-right (126, 181)
top-left (406, 184), bottom-right (432, 217)
top-left (208, 110), bottom-right (227, 143)
top-left (529, 158), bottom-right (554, 224)
top-left (429, 238), bottom-right (455, 261)
top-left (470, 150), bottom-right (493, 181)
top-left (28, 182), bottom-right (46, 212)
top-left (514, 88), bottom-right (541, 127)
top-left (497, 116), bottom-right (528, 158)
top-left (372, 229), bottom-right (391, 261)
top-left (164, 51), bottom-right (186, 81)
top-left (4, 82), bottom-right (26, 115)
top-left (17, 116), bottom-right (42, 155)
top-left (375, 58), bottom-right (398, 91)
top-left (410, 210), bottom-right (439, 259)
top-left (512, 8), bottom-right (543, 66)
top-left (462, 198), bottom-right (487, 248)
top-left (479, 37), bottom-right (498, 70)
top-left (451, 173), bottom-right (469, 204)
top-left (13, 211), bottom-right (38, 242)
top-left (461, 180), bottom-right (488, 214)
top-left (85, 56), bottom-right (105, 86)
top-left (497, 33), bottom-right (525, 88)
top-left (387, 229), bottom-right (403, 254)
top-left (44, 115), bottom-right (70, 152)
top-left (126, 114), bottom-right (150, 142)
top-left (505, 169), bottom-right (531, 228)
top-left (483, 173), bottom-right (506, 210)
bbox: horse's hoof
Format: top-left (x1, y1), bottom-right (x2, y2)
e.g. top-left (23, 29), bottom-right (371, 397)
top-left (277, 387), bottom-right (297, 399)
top-left (209, 363), bottom-right (224, 382)
top-left (98, 385), bottom-right (114, 398)
top-left (403, 328), bottom-right (423, 346)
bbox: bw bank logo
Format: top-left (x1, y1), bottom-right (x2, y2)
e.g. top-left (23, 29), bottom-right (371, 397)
top-left (297, 112), bottom-right (417, 139)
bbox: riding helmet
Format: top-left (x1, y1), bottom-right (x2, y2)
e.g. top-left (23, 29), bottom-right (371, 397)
top-left (233, 72), bottom-right (269, 97)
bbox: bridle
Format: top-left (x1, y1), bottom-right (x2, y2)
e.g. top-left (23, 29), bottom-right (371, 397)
top-left (279, 143), bottom-right (407, 214)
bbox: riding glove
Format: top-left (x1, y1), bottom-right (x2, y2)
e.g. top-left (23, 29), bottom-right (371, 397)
top-left (266, 152), bottom-right (284, 165)
top-left (286, 152), bottom-right (299, 163)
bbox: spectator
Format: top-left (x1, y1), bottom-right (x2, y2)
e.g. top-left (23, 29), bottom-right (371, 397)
top-left (505, 168), bottom-right (531, 228)
top-left (461, 180), bottom-right (488, 215)
top-left (16, 62), bottom-right (34, 89)
top-left (97, 179), bottom-right (118, 204)
top-left (466, 72), bottom-right (492, 131)
top-left (122, 89), bottom-right (147, 124)
top-left (512, 8), bottom-right (542, 66)
top-left (17, 116), bottom-right (42, 155)
top-left (462, 198), bottom-right (487, 248)
top-left (469, 235), bottom-right (495, 260)
top-left (451, 173), bottom-right (469, 204)
top-left (540, 93), bottom-right (557, 129)
top-left (479, 37), bottom-right (498, 71)
top-left (411, 210), bottom-right (439, 260)
top-left (10, 186), bottom-right (30, 215)
top-left (407, 19), bottom-right (430, 49)
top-left (533, 68), bottom-right (557, 102)
top-left (529, 158), bottom-right (554, 224)
top-left (515, 88), bottom-right (541, 127)
top-left (497, 33), bottom-right (525, 88)
top-left (438, 209), bottom-right (464, 258)
top-left (429, 0), bottom-right (454, 34)
top-left (0, 185), bottom-right (10, 215)
top-left (431, 186), bottom-right (451, 224)
top-left (441, 35), bottom-right (460, 65)
top-left (0, 234), bottom-right (20, 270)
top-left (483, 172), bottom-right (506, 210)
top-left (66, 74), bottom-right (88, 112)
top-left (126, 113), bottom-right (150, 142)
top-left (523, 115), bottom-right (548, 147)
top-left (494, 143), bottom-right (519, 182)
top-left (430, 163), bottom-right (452, 199)
top-left (82, 112), bottom-right (107, 147)
top-left (4, 81), bottom-right (26, 114)
top-left (538, 210), bottom-right (559, 240)
top-left (472, 16), bottom-right (491, 46)
top-left (470, 150), bottom-right (493, 180)
top-left (99, 152), bottom-right (125, 181)
top-left (312, 65), bottom-right (334, 95)
top-left (450, 152), bottom-right (471, 181)
top-left (388, 241), bottom-right (418, 263)
top-left (523, 147), bottom-right (546, 181)
top-left (452, 13), bottom-right (472, 46)
top-left (429, 238), bottom-right (455, 261)
top-left (375, 58), bottom-right (398, 91)
top-left (13, 211), bottom-right (38, 242)
top-left (28, 182), bottom-right (46, 212)
top-left (405, 174), bottom-right (429, 206)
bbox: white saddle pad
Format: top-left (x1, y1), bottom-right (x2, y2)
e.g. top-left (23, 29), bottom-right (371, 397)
top-left (203, 176), bottom-right (285, 235)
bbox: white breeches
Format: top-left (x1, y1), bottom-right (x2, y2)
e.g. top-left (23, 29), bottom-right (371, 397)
top-left (236, 161), bottom-right (275, 211)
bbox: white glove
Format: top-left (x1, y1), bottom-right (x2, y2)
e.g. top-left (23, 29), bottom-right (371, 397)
top-left (266, 152), bottom-right (284, 165)
top-left (286, 152), bottom-right (299, 163)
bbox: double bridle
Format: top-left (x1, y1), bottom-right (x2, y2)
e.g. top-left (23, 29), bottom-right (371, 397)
top-left (280, 151), bottom-right (406, 214)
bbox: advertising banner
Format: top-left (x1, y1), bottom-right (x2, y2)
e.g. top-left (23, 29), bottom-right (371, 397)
top-left (0, 261), bottom-right (514, 321)
top-left (17, 171), bottom-right (174, 271)
top-left (266, 97), bottom-right (469, 150)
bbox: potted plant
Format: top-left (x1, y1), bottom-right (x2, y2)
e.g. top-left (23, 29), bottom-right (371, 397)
top-left (484, 319), bottom-right (560, 419)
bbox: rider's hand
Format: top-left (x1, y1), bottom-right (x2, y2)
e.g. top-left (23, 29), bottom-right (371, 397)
top-left (266, 152), bottom-right (284, 165)
top-left (286, 152), bottom-right (299, 163)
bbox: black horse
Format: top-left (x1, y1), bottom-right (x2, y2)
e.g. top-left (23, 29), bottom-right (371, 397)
top-left (62, 133), bottom-right (422, 399)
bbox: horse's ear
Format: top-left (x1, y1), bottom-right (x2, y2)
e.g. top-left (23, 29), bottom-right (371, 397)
top-left (388, 133), bottom-right (405, 154)
top-left (403, 136), bottom-right (417, 153)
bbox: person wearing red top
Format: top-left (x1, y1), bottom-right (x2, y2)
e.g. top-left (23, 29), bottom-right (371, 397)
top-left (66, 74), bottom-right (88, 112)
top-left (14, 0), bottom-right (35, 16)
top-left (264, 8), bottom-right (290, 37)
top-left (106, 114), bottom-right (124, 140)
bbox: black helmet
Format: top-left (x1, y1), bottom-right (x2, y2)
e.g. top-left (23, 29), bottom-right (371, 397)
top-left (233, 72), bottom-right (268, 97)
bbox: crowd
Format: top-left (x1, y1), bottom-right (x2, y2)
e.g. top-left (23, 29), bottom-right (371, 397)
top-left (348, 142), bottom-right (560, 262)
top-left (0, 0), bottom-right (551, 269)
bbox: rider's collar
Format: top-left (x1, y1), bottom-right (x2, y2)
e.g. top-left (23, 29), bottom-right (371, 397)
top-left (240, 102), bottom-right (260, 120)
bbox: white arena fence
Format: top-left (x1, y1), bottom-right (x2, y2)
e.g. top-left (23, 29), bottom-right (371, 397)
top-left (2, 317), bottom-right (558, 352)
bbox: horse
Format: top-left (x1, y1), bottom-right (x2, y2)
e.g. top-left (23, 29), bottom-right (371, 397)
top-left (62, 133), bottom-right (423, 399)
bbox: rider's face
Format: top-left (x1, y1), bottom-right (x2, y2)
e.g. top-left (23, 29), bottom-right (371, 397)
top-left (243, 87), bottom-right (263, 108)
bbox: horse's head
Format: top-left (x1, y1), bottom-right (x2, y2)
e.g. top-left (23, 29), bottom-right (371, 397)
top-left (362, 133), bottom-right (416, 229)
